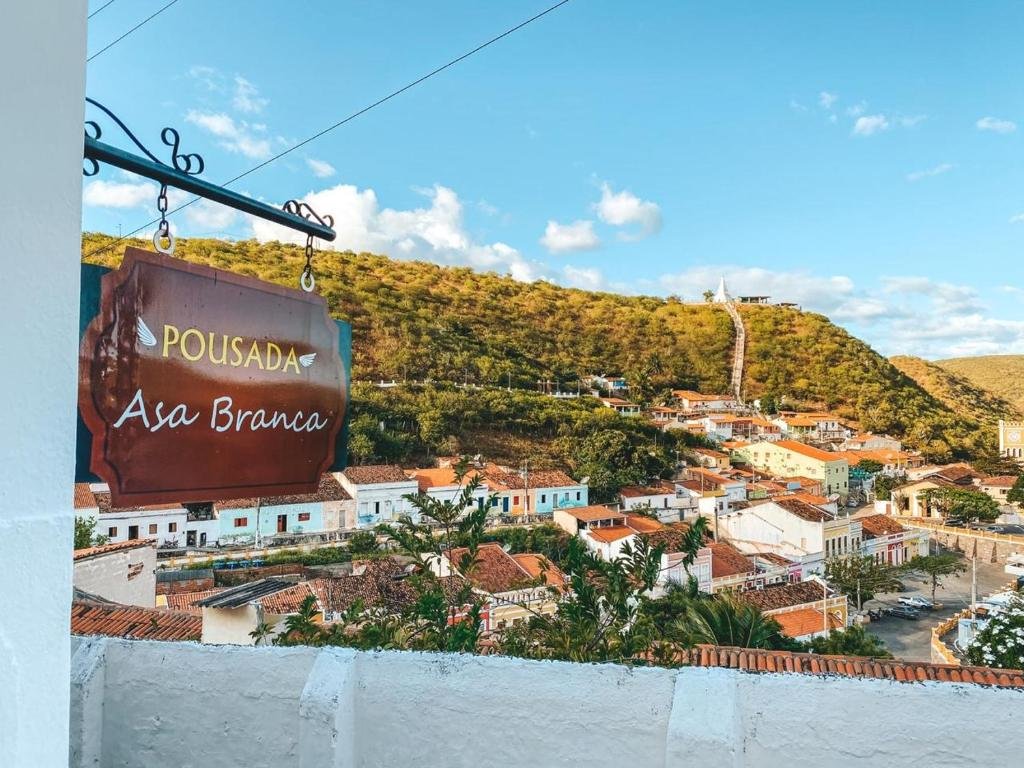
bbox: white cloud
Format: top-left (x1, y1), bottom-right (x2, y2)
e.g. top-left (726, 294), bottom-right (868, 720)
top-left (232, 76), bottom-right (268, 114)
top-left (183, 199), bottom-right (238, 231)
top-left (83, 179), bottom-right (155, 208)
top-left (188, 65), bottom-right (222, 92)
top-left (789, 99), bottom-right (809, 112)
top-left (851, 114), bottom-right (890, 137)
top-left (562, 265), bottom-right (606, 291)
top-left (906, 163), bottom-right (953, 182)
top-left (897, 114), bottom-right (926, 128)
top-left (846, 102), bottom-right (867, 117)
top-left (185, 110), bottom-right (271, 159)
top-left (250, 183), bottom-right (546, 283)
top-left (306, 158), bottom-right (336, 178)
top-left (818, 91), bottom-right (838, 109)
top-left (881, 276), bottom-right (984, 315)
top-left (594, 182), bottom-right (662, 239)
top-left (539, 219), bottom-right (600, 254)
top-left (977, 116), bottom-right (1017, 134)
top-left (1009, 213), bottom-right (1024, 224)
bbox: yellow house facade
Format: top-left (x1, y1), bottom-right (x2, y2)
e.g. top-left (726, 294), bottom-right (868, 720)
top-left (733, 440), bottom-right (849, 498)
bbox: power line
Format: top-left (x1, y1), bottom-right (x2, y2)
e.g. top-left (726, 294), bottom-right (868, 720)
top-left (83, 0), bottom-right (572, 259)
top-left (89, 0), bottom-right (118, 19)
top-left (87, 0), bottom-right (180, 62)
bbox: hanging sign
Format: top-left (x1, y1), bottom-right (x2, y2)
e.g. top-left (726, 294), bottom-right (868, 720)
top-left (79, 247), bottom-right (347, 506)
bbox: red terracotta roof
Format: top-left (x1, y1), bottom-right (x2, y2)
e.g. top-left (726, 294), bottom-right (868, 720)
top-left (708, 541), bottom-right (757, 578)
top-left (620, 483), bottom-right (676, 498)
top-left (739, 581), bottom-right (834, 611)
top-left (73, 539), bottom-right (155, 561)
top-left (773, 608), bottom-right (844, 638)
top-left (216, 474), bottom-right (350, 510)
top-left (587, 526), bottom-right (636, 544)
top-left (163, 588), bottom-right (225, 615)
top-left (448, 543), bottom-right (533, 594)
top-left (772, 497), bottom-right (834, 523)
top-left (688, 645), bottom-right (1024, 687)
top-left (774, 440), bottom-right (846, 463)
top-left (981, 476), bottom-right (1017, 488)
top-left (93, 492), bottom-right (184, 514)
top-left (71, 601), bottom-right (201, 642)
top-left (511, 554), bottom-right (567, 591)
top-left (559, 505), bottom-right (626, 523)
top-left (524, 470), bottom-right (579, 488)
top-left (625, 515), bottom-right (665, 534)
top-left (858, 514), bottom-right (906, 538)
top-left (74, 483), bottom-right (98, 509)
top-left (342, 465), bottom-right (414, 485)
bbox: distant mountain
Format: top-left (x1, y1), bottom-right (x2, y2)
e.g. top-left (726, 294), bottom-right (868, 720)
top-left (934, 355), bottom-right (1024, 415)
top-left (890, 355), bottom-right (1022, 425)
top-left (81, 233), bottom-right (1000, 461)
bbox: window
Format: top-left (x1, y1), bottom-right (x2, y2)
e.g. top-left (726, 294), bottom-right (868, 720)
top-left (540, 494), bottom-right (547, 504)
top-left (108, 527), bottom-right (117, 538)
top-left (234, 517), bottom-right (248, 528)
top-left (513, 496), bottom-right (520, 505)
top-left (298, 512), bottom-right (311, 522)
top-left (168, 522), bottom-right (177, 533)
top-left (576, 491), bottom-right (581, 501)
top-left (374, 501), bottom-right (380, 514)
top-left (148, 524), bottom-right (158, 535)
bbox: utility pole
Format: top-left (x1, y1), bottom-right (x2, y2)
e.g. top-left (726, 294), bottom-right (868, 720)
top-left (254, 497), bottom-right (263, 550)
top-left (523, 459), bottom-right (530, 519)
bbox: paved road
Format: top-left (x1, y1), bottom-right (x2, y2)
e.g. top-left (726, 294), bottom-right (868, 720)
top-left (861, 559), bottom-right (1011, 662)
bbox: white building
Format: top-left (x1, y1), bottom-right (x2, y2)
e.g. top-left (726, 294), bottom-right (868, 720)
top-left (78, 484), bottom-right (189, 547)
top-left (73, 540), bottom-right (157, 607)
top-left (857, 514), bottom-right (929, 567)
top-left (409, 467), bottom-right (491, 516)
top-left (335, 465), bottom-right (420, 528)
top-left (717, 498), bottom-right (862, 574)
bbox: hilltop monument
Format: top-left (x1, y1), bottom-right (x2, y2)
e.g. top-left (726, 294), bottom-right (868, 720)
top-left (713, 276), bottom-right (732, 303)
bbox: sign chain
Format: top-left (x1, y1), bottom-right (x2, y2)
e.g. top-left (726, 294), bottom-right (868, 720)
top-left (153, 183), bottom-right (175, 255)
top-left (301, 234), bottom-right (316, 292)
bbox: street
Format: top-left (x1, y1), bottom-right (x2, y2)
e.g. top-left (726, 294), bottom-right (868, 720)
top-left (862, 559), bottom-right (1012, 662)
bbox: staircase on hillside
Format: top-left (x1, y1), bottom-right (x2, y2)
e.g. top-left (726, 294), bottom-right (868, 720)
top-left (713, 277), bottom-right (746, 404)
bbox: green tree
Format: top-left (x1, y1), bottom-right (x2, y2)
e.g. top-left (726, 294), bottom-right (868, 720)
top-left (923, 487), bottom-right (1000, 523)
top-left (671, 594), bottom-right (799, 651)
top-left (758, 394), bottom-right (779, 415)
top-left (855, 459), bottom-right (884, 475)
top-left (1006, 474), bottom-right (1024, 507)
top-left (74, 516), bottom-right (108, 550)
top-left (347, 530), bottom-right (380, 556)
top-left (872, 472), bottom-right (905, 501)
top-left (276, 595), bottom-right (323, 646)
top-left (907, 553), bottom-right (967, 600)
top-left (825, 556), bottom-right (904, 611)
top-left (808, 624), bottom-right (892, 658)
top-left (249, 621), bottom-right (274, 646)
top-left (966, 596), bottom-right (1024, 670)
top-left (702, 289), bottom-right (714, 303)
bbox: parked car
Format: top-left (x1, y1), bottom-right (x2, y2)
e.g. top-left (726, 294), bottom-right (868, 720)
top-left (898, 596), bottom-right (934, 610)
top-left (887, 606), bottom-right (922, 620)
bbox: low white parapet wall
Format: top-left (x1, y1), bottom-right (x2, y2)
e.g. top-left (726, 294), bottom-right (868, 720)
top-left (70, 637), bottom-right (1020, 768)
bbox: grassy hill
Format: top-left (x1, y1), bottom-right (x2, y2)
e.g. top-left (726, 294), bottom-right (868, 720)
top-left (80, 233), bottom-right (998, 462)
top-left (890, 355), bottom-right (1022, 425)
top-left (935, 355), bottom-right (1024, 414)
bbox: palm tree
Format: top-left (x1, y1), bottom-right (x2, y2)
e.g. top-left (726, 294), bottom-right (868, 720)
top-left (249, 621), bottom-right (273, 646)
top-left (277, 595), bottom-right (322, 646)
top-left (673, 595), bottom-right (792, 650)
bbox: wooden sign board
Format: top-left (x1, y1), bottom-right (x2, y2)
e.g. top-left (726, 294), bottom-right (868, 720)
top-left (78, 248), bottom-right (348, 506)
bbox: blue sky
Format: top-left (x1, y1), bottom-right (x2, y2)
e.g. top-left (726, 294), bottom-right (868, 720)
top-left (83, 1), bottom-right (1024, 359)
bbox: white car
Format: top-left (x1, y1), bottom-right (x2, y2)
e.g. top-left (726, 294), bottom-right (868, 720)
top-left (898, 596), bottom-right (934, 610)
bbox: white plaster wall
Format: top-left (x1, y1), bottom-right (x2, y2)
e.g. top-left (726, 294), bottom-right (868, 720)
top-left (0, 3), bottom-right (87, 767)
top-left (70, 639), bottom-right (1024, 768)
top-left (73, 546), bottom-right (157, 607)
top-left (201, 604), bottom-right (264, 645)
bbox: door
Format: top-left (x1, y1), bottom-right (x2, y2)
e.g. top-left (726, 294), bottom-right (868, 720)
top-left (277, 514), bottom-right (287, 533)
top-left (186, 530), bottom-right (197, 547)
top-left (502, 497), bottom-right (509, 513)
top-left (128, 525), bottom-right (139, 540)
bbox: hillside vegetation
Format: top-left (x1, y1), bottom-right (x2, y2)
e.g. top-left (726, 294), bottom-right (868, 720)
top-left (936, 355), bottom-right (1024, 415)
top-left (891, 356), bottom-right (1023, 424)
top-left (81, 234), bottom-right (997, 461)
